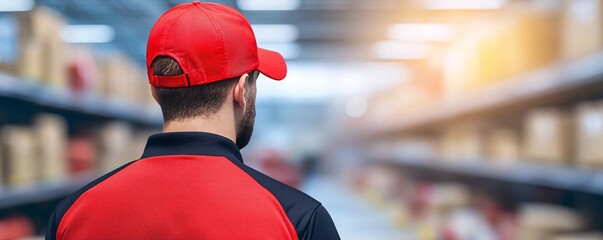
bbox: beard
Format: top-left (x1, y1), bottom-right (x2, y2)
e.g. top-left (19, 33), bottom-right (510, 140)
top-left (235, 94), bottom-right (256, 150)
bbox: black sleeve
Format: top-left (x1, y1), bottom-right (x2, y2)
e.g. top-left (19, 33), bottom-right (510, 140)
top-left (301, 205), bottom-right (340, 240)
top-left (45, 210), bottom-right (58, 240)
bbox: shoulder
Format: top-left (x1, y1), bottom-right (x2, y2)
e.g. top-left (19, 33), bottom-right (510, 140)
top-left (300, 204), bottom-right (340, 240)
top-left (239, 165), bottom-right (323, 235)
top-left (45, 161), bottom-right (138, 240)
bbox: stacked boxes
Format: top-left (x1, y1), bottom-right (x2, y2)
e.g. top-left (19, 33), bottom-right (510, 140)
top-left (523, 108), bottom-right (572, 165)
top-left (349, 166), bottom-right (602, 240)
top-left (509, 3), bottom-right (561, 73)
top-left (439, 126), bottom-right (483, 162)
top-left (16, 38), bottom-right (44, 81)
top-left (0, 7), bottom-right (156, 109)
top-left (44, 22), bottom-right (67, 88)
top-left (484, 128), bottom-right (521, 165)
top-left (0, 116), bottom-right (67, 186)
top-left (0, 114), bottom-right (155, 187)
top-left (34, 114), bottom-right (67, 181)
top-left (562, 0), bottom-right (603, 59)
top-left (1, 126), bottom-right (36, 186)
top-left (442, 3), bottom-right (561, 99)
top-left (17, 7), bottom-right (67, 86)
top-left (435, 104), bottom-right (603, 166)
top-left (96, 122), bottom-right (133, 172)
top-left (97, 54), bottom-right (130, 101)
top-left (575, 101), bottom-right (603, 168)
top-left (95, 53), bottom-right (151, 104)
top-left (517, 204), bottom-right (584, 240)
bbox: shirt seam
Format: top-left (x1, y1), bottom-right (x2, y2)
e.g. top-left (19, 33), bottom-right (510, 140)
top-left (300, 203), bottom-right (323, 239)
top-left (55, 161), bottom-right (139, 239)
top-left (218, 156), bottom-right (299, 240)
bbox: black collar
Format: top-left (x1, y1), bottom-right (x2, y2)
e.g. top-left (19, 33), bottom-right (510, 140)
top-left (140, 132), bottom-right (244, 163)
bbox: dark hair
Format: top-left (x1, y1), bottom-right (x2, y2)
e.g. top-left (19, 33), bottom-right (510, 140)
top-left (151, 56), bottom-right (256, 122)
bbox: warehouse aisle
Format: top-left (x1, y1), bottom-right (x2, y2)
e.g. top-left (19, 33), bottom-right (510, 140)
top-left (303, 176), bottom-right (410, 240)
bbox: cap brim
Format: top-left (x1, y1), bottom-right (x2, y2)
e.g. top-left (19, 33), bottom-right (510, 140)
top-left (257, 48), bottom-right (287, 80)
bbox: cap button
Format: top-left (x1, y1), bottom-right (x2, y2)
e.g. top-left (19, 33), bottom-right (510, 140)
top-left (192, 0), bottom-right (201, 4)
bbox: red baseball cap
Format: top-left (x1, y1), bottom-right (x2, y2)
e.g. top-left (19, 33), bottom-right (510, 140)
top-left (146, 1), bottom-right (287, 88)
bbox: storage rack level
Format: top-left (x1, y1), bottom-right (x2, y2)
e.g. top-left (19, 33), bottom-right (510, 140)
top-left (365, 51), bottom-right (603, 137)
top-left (363, 51), bottom-right (603, 230)
top-left (0, 173), bottom-right (98, 209)
top-left (364, 52), bottom-right (603, 196)
top-left (0, 73), bottom-right (163, 235)
top-left (0, 73), bottom-right (162, 128)
top-left (387, 158), bottom-right (603, 196)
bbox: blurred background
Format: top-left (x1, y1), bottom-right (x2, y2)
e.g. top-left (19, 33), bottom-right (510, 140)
top-left (1, 0), bottom-right (603, 239)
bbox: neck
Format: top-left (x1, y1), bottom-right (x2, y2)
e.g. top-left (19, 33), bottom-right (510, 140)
top-left (162, 111), bottom-right (236, 143)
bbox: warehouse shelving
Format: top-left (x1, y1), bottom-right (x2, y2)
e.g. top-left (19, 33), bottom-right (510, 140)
top-left (386, 157), bottom-right (603, 196)
top-left (367, 51), bottom-right (603, 136)
top-left (0, 172), bottom-right (98, 209)
top-left (381, 156), bottom-right (603, 230)
top-left (0, 72), bottom-right (161, 210)
top-left (0, 73), bottom-right (162, 128)
top-left (360, 51), bottom-right (603, 231)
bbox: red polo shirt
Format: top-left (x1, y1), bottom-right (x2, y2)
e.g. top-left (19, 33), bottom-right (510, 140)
top-left (46, 132), bottom-right (339, 240)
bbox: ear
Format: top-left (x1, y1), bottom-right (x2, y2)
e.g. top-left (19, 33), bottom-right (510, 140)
top-left (233, 73), bottom-right (249, 109)
top-left (151, 87), bottom-right (159, 104)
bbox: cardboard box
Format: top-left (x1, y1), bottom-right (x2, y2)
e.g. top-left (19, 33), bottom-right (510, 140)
top-left (442, 28), bottom-right (483, 98)
top-left (33, 114), bottom-right (67, 181)
top-left (575, 101), bottom-right (603, 168)
top-left (443, 4), bottom-right (561, 98)
top-left (517, 204), bottom-right (584, 240)
top-left (485, 128), bottom-right (520, 165)
top-left (562, 0), bottom-right (603, 59)
top-left (511, 4), bottom-right (561, 72)
top-left (440, 126), bottom-right (483, 161)
top-left (1, 126), bottom-right (36, 186)
top-left (523, 108), bottom-right (572, 165)
top-left (98, 53), bottom-right (139, 102)
top-left (93, 56), bottom-right (107, 95)
top-left (45, 33), bottom-right (68, 88)
top-left (17, 38), bottom-right (44, 80)
top-left (96, 122), bottom-right (133, 172)
top-left (17, 7), bottom-right (63, 41)
top-left (0, 7), bottom-right (68, 84)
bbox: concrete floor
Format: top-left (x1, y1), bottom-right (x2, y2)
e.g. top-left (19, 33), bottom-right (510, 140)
top-left (302, 176), bottom-right (411, 240)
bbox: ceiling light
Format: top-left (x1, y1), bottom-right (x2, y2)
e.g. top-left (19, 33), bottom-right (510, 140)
top-left (388, 24), bottom-right (453, 42)
top-left (425, 0), bottom-right (506, 10)
top-left (0, 0), bottom-right (34, 12)
top-left (345, 96), bottom-right (368, 118)
top-left (237, 0), bottom-right (301, 11)
top-left (373, 41), bottom-right (430, 60)
top-left (252, 25), bottom-right (299, 43)
top-left (60, 25), bottom-right (115, 43)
